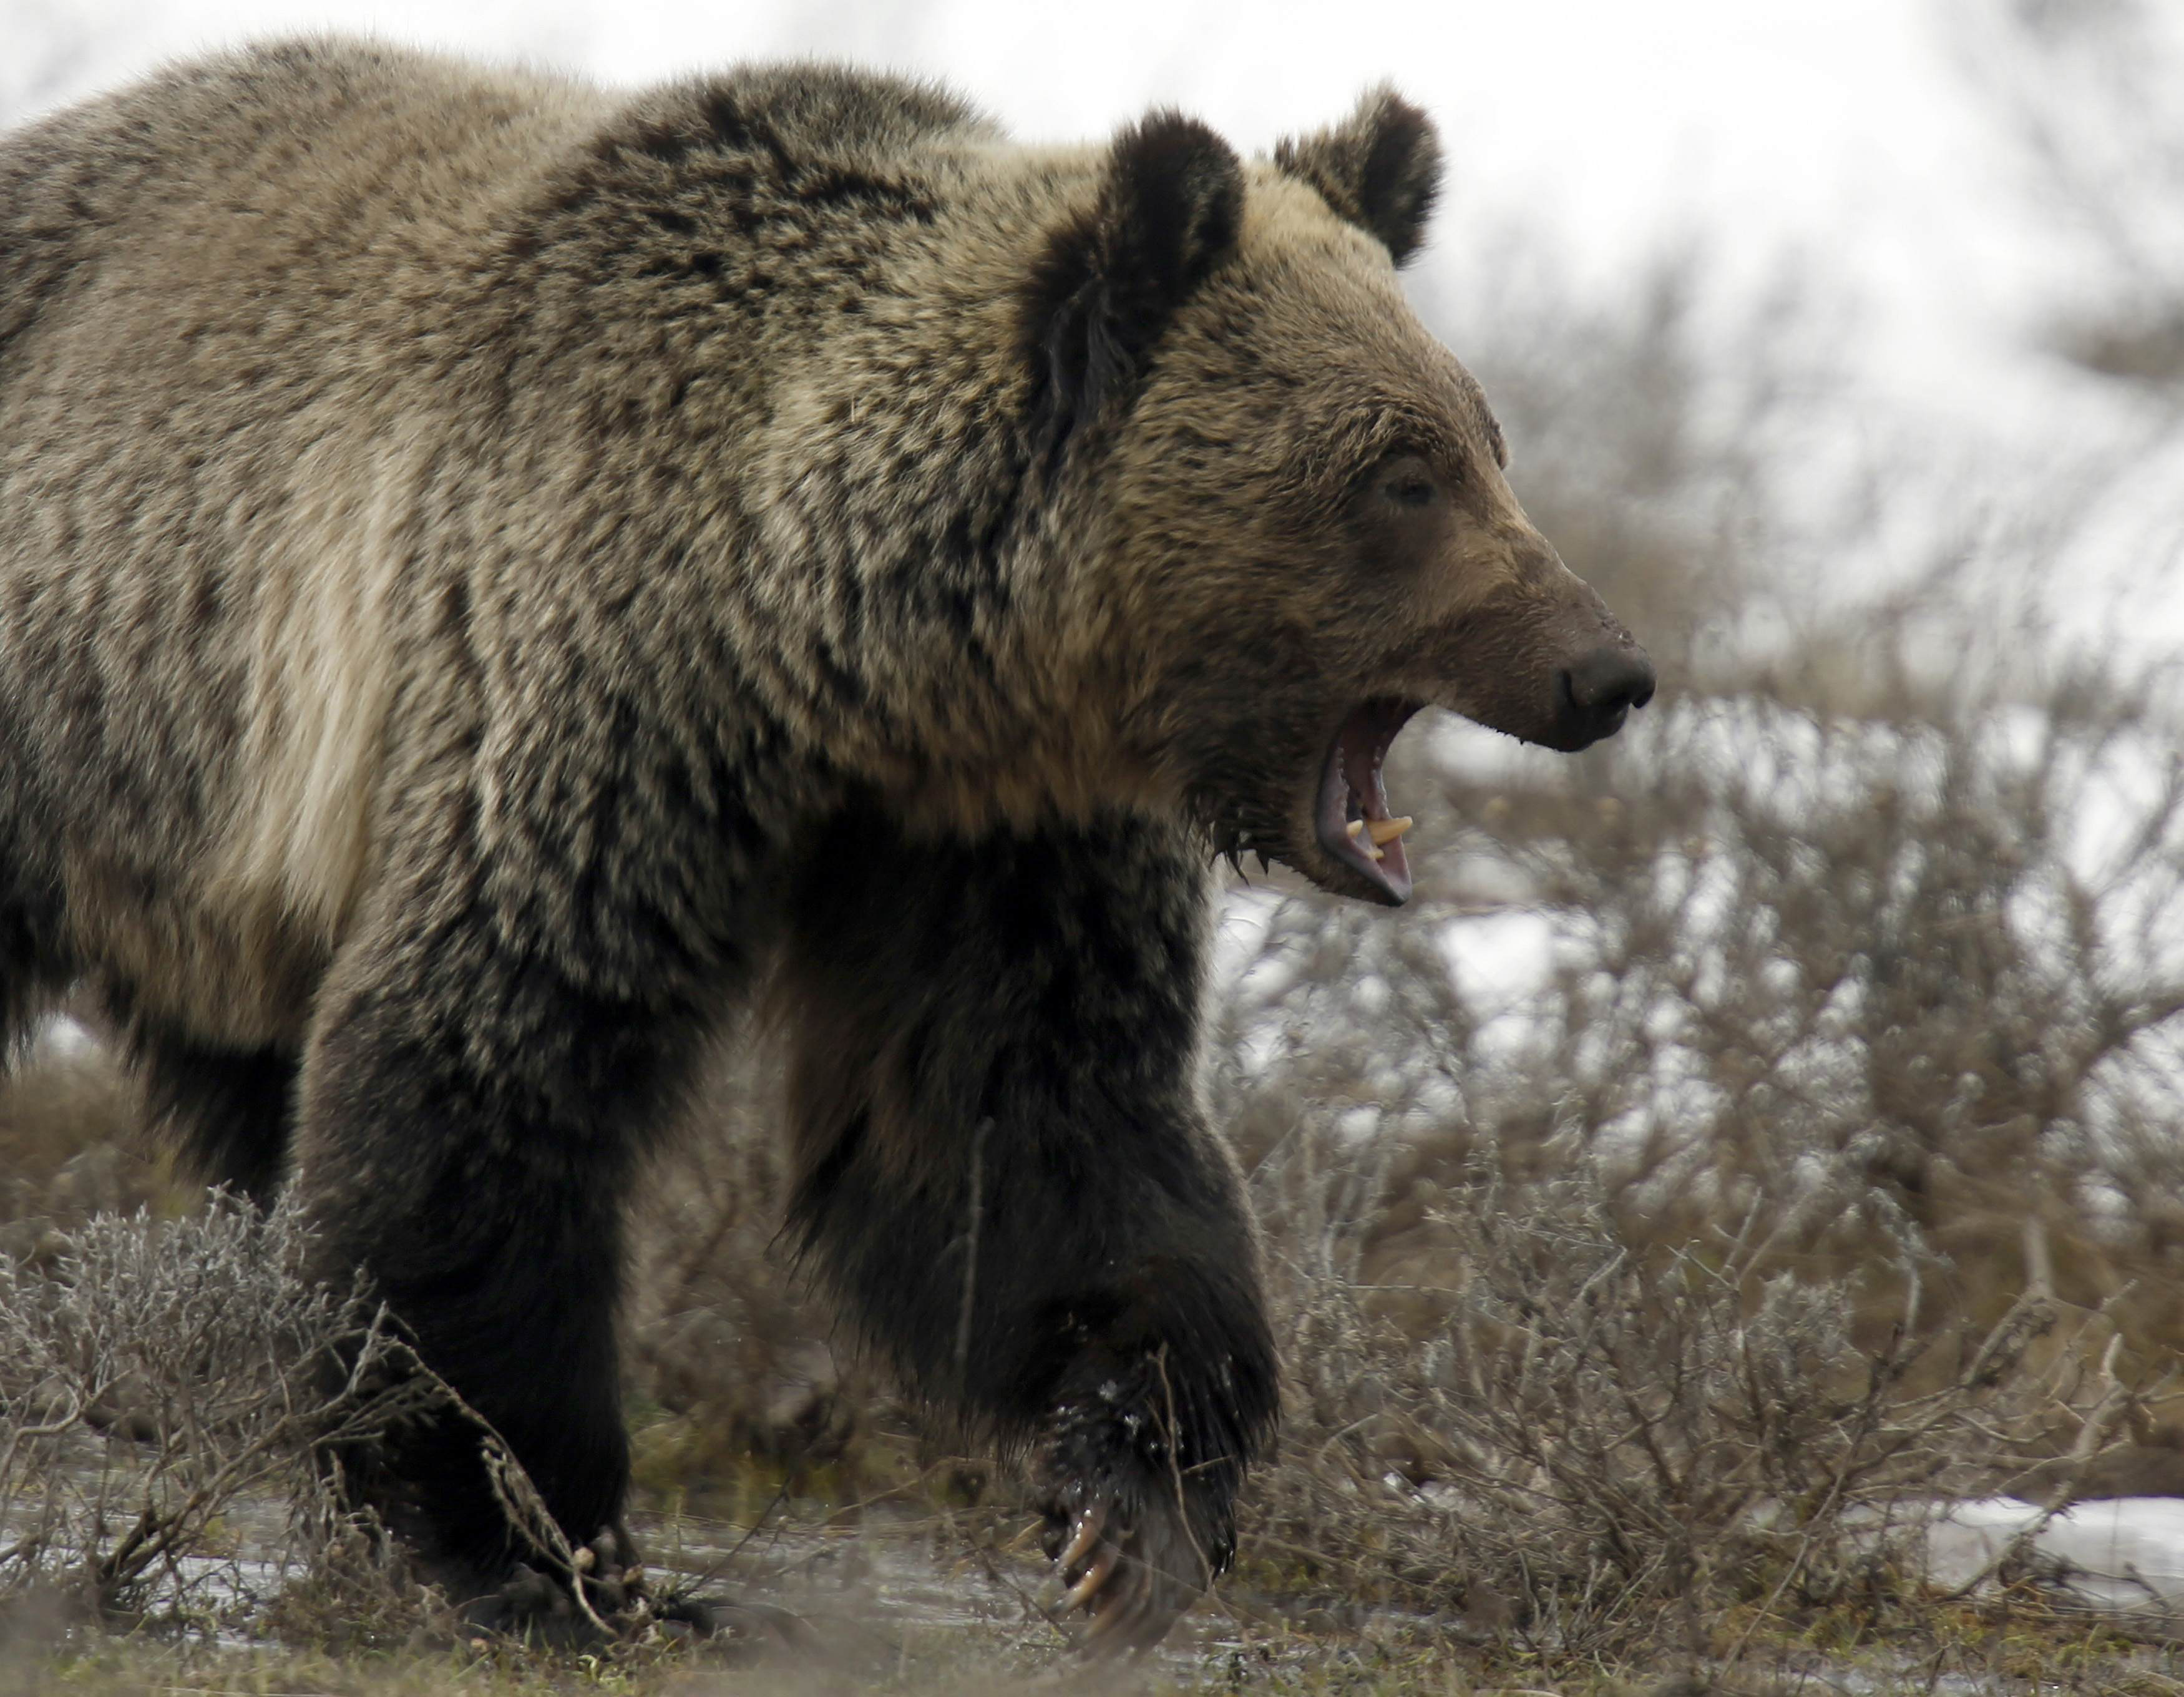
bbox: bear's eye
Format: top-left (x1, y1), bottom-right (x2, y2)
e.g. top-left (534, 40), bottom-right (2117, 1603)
top-left (1375, 454), bottom-right (1442, 511)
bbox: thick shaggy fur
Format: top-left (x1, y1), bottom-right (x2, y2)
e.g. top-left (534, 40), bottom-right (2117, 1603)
top-left (0, 39), bottom-right (1647, 1645)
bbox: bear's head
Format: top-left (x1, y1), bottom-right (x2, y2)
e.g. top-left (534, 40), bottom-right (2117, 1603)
top-left (1029, 91), bottom-right (1654, 906)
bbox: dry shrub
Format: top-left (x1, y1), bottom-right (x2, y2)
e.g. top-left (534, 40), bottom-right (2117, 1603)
top-left (1247, 1137), bottom-right (2141, 1664)
top-left (1207, 592), bottom-right (2184, 1661)
top-left (1426, 653), bottom-right (2184, 1344)
top-left (0, 1195), bottom-right (436, 1627)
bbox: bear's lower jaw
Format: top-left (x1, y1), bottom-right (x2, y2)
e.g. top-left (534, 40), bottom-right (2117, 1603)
top-left (1314, 697), bottom-right (1421, 904)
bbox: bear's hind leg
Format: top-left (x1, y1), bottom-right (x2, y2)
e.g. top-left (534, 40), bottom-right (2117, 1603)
top-left (118, 1012), bottom-right (300, 1204)
top-left (0, 879), bottom-right (71, 1072)
top-left (0, 770), bottom-right (74, 1070)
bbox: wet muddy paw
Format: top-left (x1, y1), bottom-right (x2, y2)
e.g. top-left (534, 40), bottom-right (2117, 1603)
top-left (459, 1560), bottom-right (597, 1645)
top-left (1041, 1491), bottom-right (1215, 1657)
top-left (1035, 1368), bottom-right (1244, 1660)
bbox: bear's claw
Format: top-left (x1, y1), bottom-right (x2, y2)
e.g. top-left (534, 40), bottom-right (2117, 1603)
top-left (1042, 1485), bottom-right (1212, 1657)
top-left (1057, 1543), bottom-right (1117, 1614)
top-left (1056, 1503), bottom-right (1106, 1573)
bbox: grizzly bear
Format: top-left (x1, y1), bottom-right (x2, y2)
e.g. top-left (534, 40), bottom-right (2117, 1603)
top-left (0, 39), bottom-right (1651, 1649)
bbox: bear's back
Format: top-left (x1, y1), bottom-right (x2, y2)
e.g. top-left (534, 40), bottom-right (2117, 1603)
top-left (0, 39), bottom-right (996, 369)
top-left (0, 42), bottom-right (595, 350)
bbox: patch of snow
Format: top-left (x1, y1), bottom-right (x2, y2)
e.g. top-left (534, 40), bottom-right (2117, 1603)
top-left (1902, 1496), bottom-right (2184, 1616)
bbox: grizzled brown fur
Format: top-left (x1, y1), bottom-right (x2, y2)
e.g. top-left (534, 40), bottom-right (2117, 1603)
top-left (0, 39), bottom-right (1648, 1647)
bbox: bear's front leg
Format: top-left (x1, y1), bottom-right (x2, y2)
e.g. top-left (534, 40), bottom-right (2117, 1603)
top-left (293, 849), bottom-right (733, 1628)
top-left (782, 804), bottom-right (1279, 1653)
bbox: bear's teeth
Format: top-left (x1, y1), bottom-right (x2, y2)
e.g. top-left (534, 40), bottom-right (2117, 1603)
top-left (1368, 816), bottom-right (1413, 846)
top-left (1344, 818), bottom-right (1385, 861)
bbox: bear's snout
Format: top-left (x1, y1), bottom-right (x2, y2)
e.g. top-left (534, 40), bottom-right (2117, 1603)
top-left (1554, 644), bottom-right (1657, 748)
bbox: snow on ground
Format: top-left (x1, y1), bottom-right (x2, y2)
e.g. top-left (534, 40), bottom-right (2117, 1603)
top-left (1910, 1496), bottom-right (2184, 1620)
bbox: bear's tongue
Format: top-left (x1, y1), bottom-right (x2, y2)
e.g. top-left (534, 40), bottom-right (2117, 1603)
top-left (1315, 699), bottom-right (1418, 904)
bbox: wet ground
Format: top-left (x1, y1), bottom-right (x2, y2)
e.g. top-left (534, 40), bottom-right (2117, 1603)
top-left (27, 1471), bottom-right (2184, 1693)
top-left (7, 1474), bottom-right (1266, 1682)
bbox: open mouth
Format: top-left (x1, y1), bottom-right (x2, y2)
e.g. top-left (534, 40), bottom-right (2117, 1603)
top-left (1315, 697), bottom-right (1423, 905)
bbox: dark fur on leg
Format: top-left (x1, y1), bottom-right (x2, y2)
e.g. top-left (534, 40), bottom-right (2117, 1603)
top-left (109, 1000), bottom-right (299, 1201)
top-left (0, 745), bottom-right (74, 1069)
top-left (0, 879), bottom-right (71, 1071)
top-left (293, 848), bottom-right (740, 1606)
top-left (781, 802), bottom-right (1279, 1651)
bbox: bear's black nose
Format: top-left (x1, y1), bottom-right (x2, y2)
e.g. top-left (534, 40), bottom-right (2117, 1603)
top-left (1556, 647), bottom-right (1656, 746)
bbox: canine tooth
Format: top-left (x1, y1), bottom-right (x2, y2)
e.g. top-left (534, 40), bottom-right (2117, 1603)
top-left (1368, 816), bottom-right (1413, 846)
top-left (1346, 819), bottom-right (1365, 840)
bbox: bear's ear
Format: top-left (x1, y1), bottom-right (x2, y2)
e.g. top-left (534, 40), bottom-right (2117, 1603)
top-left (1273, 87), bottom-right (1441, 266)
top-left (1025, 112), bottom-right (1245, 472)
